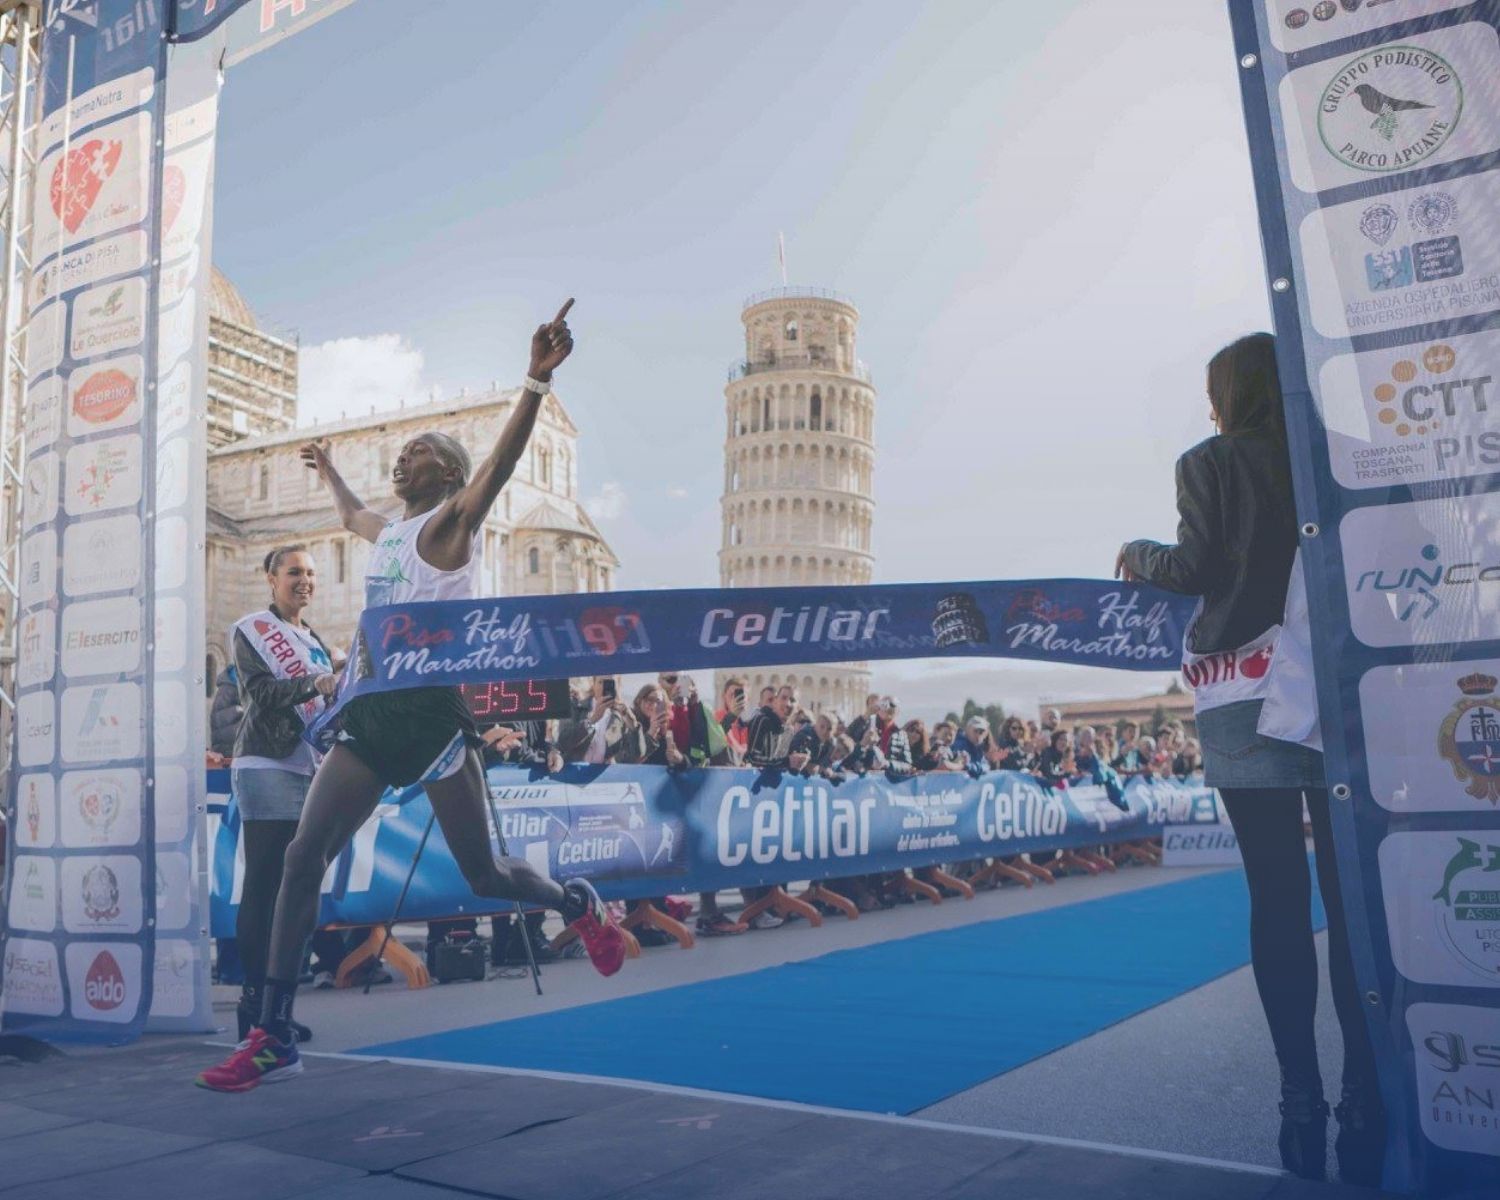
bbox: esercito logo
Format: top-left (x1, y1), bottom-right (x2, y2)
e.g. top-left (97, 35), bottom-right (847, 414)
top-left (84, 949), bottom-right (126, 1011)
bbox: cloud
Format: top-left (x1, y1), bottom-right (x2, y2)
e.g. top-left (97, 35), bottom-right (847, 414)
top-left (666, 487), bottom-right (688, 499)
top-left (296, 334), bottom-right (432, 427)
top-left (586, 481), bottom-right (627, 520)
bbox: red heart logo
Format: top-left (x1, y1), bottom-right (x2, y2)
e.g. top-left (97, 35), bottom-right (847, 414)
top-left (161, 165), bottom-right (186, 234)
top-left (1240, 646), bottom-right (1274, 680)
top-left (49, 139), bottom-right (123, 235)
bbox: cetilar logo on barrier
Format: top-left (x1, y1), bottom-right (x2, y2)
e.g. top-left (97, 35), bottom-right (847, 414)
top-left (1431, 836), bottom-right (1500, 980)
top-left (1354, 543), bottom-right (1500, 622)
top-left (1439, 673), bottom-right (1500, 805)
top-left (717, 783), bottom-right (877, 867)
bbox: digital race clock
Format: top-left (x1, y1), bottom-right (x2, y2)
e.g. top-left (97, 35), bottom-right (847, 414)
top-left (459, 678), bottom-right (574, 725)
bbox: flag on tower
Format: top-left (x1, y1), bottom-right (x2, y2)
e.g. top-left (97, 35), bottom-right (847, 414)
top-left (778, 231), bottom-right (787, 286)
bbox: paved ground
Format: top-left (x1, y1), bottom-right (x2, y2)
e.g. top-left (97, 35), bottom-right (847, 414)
top-left (0, 1037), bottom-right (1395, 1200)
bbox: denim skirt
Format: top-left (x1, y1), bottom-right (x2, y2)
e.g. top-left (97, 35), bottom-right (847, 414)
top-left (232, 766), bottom-right (312, 822)
top-left (1198, 699), bottom-right (1325, 791)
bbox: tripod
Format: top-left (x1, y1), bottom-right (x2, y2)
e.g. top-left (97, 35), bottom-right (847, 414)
top-left (365, 791), bottom-right (544, 997)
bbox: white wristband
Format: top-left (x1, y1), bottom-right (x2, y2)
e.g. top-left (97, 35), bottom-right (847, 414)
top-left (523, 375), bottom-right (550, 395)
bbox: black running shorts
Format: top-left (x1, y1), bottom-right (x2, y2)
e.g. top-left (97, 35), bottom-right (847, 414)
top-left (337, 687), bottom-right (480, 788)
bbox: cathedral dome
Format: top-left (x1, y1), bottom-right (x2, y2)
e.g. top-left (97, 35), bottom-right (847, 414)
top-left (209, 266), bottom-right (258, 330)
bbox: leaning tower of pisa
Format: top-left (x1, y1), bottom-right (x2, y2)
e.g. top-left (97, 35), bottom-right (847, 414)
top-left (719, 287), bottom-right (876, 716)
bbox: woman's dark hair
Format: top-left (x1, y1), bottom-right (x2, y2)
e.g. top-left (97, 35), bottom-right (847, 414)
top-left (1208, 332), bottom-right (1286, 442)
top-left (1051, 729), bottom-right (1070, 751)
top-left (263, 544), bottom-right (307, 575)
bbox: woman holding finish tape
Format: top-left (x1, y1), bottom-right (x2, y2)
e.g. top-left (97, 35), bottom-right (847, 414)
top-left (1115, 333), bottom-right (1381, 1185)
top-left (228, 545), bottom-right (340, 1044)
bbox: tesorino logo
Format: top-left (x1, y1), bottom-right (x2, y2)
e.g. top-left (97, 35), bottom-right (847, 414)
top-left (83, 950), bottom-right (126, 1012)
top-left (1318, 44), bottom-right (1462, 174)
top-left (71, 367), bottom-right (136, 426)
top-left (1354, 543), bottom-right (1500, 623)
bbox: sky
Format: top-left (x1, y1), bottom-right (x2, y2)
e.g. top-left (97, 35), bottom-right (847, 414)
top-left (209, 0), bottom-right (1272, 721)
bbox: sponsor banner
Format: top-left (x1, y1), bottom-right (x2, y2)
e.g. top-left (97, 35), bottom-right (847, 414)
top-left (1234, 4), bottom-right (1500, 1190)
top-left (26, 299), bottom-right (65, 378)
top-left (1277, 22), bottom-right (1500, 194)
top-left (63, 432), bottom-right (143, 516)
top-left (210, 766), bottom-right (1217, 932)
top-left (1406, 1001), bottom-right (1500, 1157)
top-left (1300, 171), bottom-right (1500, 340)
top-left (63, 942), bottom-right (142, 1026)
top-left (25, 376), bottom-right (64, 451)
top-left (67, 354), bottom-right (144, 437)
top-left (60, 682), bottom-right (143, 765)
top-left (16, 692), bottom-right (56, 769)
top-left (21, 530), bottom-right (58, 606)
top-left (70, 275), bottom-right (147, 360)
top-left (62, 513), bottom-right (141, 596)
top-left (1162, 823), bottom-right (1242, 867)
top-left (218, 0), bottom-right (363, 66)
top-left (14, 775), bottom-right (58, 851)
top-left (1361, 658), bottom-right (1500, 812)
top-left (7, 857), bottom-right (58, 933)
top-left (1316, 330), bottom-right (1500, 489)
top-left (1341, 496), bottom-right (1500, 649)
top-left (1379, 831), bottom-right (1500, 987)
top-left (60, 769), bottom-right (145, 849)
top-left (61, 856), bottom-right (143, 935)
top-left (1265, 1), bottom-right (1472, 56)
top-left (60, 596), bottom-right (143, 677)
top-left (17, 609), bottom-right (58, 688)
top-left (33, 111), bottom-right (154, 257)
top-left (313, 580), bottom-right (1196, 744)
top-left (22, 451), bottom-right (59, 531)
top-left (1, 938), bottom-right (65, 1018)
top-left (30, 230), bottom-right (150, 313)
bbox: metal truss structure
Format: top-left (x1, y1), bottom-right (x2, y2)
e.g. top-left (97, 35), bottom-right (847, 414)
top-left (0, 0), bottom-right (40, 773)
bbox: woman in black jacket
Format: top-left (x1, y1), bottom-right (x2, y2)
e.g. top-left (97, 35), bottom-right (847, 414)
top-left (1117, 334), bottom-right (1380, 1184)
top-left (229, 546), bottom-right (340, 1042)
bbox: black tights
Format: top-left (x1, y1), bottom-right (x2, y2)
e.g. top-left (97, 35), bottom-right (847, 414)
top-left (236, 818), bottom-right (298, 999)
top-left (1218, 787), bottom-right (1376, 1094)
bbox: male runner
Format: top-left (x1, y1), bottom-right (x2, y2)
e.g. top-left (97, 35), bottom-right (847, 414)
top-left (198, 299), bottom-right (624, 1093)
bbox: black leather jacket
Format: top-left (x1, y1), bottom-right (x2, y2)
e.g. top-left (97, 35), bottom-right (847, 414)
top-left (1121, 432), bottom-right (1298, 656)
top-left (231, 615), bottom-right (333, 762)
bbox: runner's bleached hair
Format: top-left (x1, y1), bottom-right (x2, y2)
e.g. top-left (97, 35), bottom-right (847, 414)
top-left (417, 431), bottom-right (472, 494)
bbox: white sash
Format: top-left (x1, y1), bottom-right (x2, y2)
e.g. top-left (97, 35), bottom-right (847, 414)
top-left (234, 609), bottom-right (331, 734)
top-left (1180, 600), bottom-right (1279, 716)
top-left (1256, 547), bottom-right (1323, 751)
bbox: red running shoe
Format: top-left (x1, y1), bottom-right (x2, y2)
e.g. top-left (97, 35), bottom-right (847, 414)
top-left (564, 879), bottom-right (627, 977)
top-left (195, 1027), bottom-right (302, 1093)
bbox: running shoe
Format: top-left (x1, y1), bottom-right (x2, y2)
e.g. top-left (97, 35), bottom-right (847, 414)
top-left (194, 1027), bottom-right (302, 1093)
top-left (563, 879), bottom-right (626, 977)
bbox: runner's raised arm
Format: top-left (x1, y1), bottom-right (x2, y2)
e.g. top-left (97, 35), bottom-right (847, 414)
top-left (300, 440), bottom-right (386, 544)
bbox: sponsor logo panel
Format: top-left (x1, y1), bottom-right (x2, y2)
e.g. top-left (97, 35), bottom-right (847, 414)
top-left (61, 855), bottom-right (143, 934)
top-left (30, 229), bottom-right (149, 313)
top-left (158, 288), bottom-right (197, 373)
top-left (60, 681), bottom-right (142, 764)
top-left (17, 608), bottom-right (57, 688)
top-left (1362, 660), bottom-right (1500, 812)
top-left (1266, 0), bottom-right (1470, 55)
top-left (1407, 1001), bottom-right (1500, 1157)
top-left (17, 691), bottom-right (55, 768)
top-left (160, 138), bottom-right (213, 264)
top-left (1379, 831), bottom-right (1500, 986)
top-left (1341, 498), bottom-right (1500, 648)
top-left (63, 514), bottom-right (141, 596)
top-left (151, 939), bottom-right (199, 1019)
top-left (154, 764), bottom-right (190, 845)
top-left (157, 359), bottom-right (191, 438)
top-left (33, 111), bottom-right (152, 252)
top-left (2, 937), bottom-right (64, 1017)
top-left (26, 299), bottom-right (65, 377)
top-left (14, 774), bottom-right (57, 849)
top-left (21, 529), bottom-right (58, 606)
top-left (25, 376), bottom-right (63, 451)
top-left (64, 433), bottom-right (143, 516)
top-left (154, 851), bottom-right (191, 932)
top-left (37, 68), bottom-right (155, 152)
top-left (1301, 171), bottom-right (1500, 340)
top-left (60, 595), bottom-right (142, 678)
top-left (69, 276), bottom-right (146, 360)
top-left (1317, 330), bottom-right (1500, 488)
top-left (153, 680), bottom-right (189, 759)
top-left (22, 451), bottom-right (59, 530)
top-left (1278, 23), bottom-right (1500, 193)
top-left (67, 353), bottom-right (142, 437)
top-left (155, 514), bottom-right (189, 590)
top-left (64, 942), bottom-right (141, 1024)
top-left (154, 597), bottom-right (189, 674)
top-left (60, 767), bottom-right (143, 848)
top-left (6, 855), bottom-right (57, 933)
top-left (156, 436), bottom-right (190, 512)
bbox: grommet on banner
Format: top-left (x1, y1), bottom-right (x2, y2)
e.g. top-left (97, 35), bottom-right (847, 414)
top-left (1272, 277), bottom-right (1290, 292)
top-left (1366, 991), bottom-right (1381, 1007)
top-left (1332, 783), bottom-right (1352, 800)
top-left (1240, 53), bottom-right (1258, 69)
top-left (1301, 522), bottom-right (1319, 537)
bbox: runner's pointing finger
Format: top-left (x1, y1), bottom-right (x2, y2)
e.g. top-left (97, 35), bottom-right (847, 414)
top-left (553, 298), bottom-right (575, 327)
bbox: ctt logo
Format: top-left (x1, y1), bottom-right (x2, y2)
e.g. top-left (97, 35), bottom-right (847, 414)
top-left (1354, 544), bottom-right (1500, 622)
top-left (84, 950), bottom-right (126, 1012)
top-left (1424, 1029), bottom-right (1500, 1074)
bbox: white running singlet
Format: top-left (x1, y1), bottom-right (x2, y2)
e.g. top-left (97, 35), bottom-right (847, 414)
top-left (363, 507), bottom-right (480, 609)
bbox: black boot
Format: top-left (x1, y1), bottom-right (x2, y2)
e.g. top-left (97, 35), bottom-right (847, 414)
top-left (1278, 1079), bottom-right (1329, 1181)
top-left (1334, 1081), bottom-right (1385, 1187)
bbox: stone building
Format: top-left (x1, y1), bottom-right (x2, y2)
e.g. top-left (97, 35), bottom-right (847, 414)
top-left (718, 287), bottom-right (876, 715)
top-left (202, 275), bottom-right (617, 686)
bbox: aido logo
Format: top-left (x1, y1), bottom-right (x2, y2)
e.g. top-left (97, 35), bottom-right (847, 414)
top-left (84, 950), bottom-right (126, 1012)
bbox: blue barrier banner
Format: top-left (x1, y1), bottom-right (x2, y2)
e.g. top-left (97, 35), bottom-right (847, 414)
top-left (209, 765), bottom-right (1215, 933)
top-left (311, 579), bottom-right (1197, 743)
top-left (1229, 2), bottom-right (1500, 1193)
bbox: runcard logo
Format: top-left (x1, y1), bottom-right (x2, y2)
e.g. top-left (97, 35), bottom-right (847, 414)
top-left (1352, 542), bottom-right (1500, 624)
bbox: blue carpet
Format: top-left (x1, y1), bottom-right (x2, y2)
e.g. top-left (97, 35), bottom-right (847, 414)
top-left (357, 869), bottom-right (1327, 1114)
